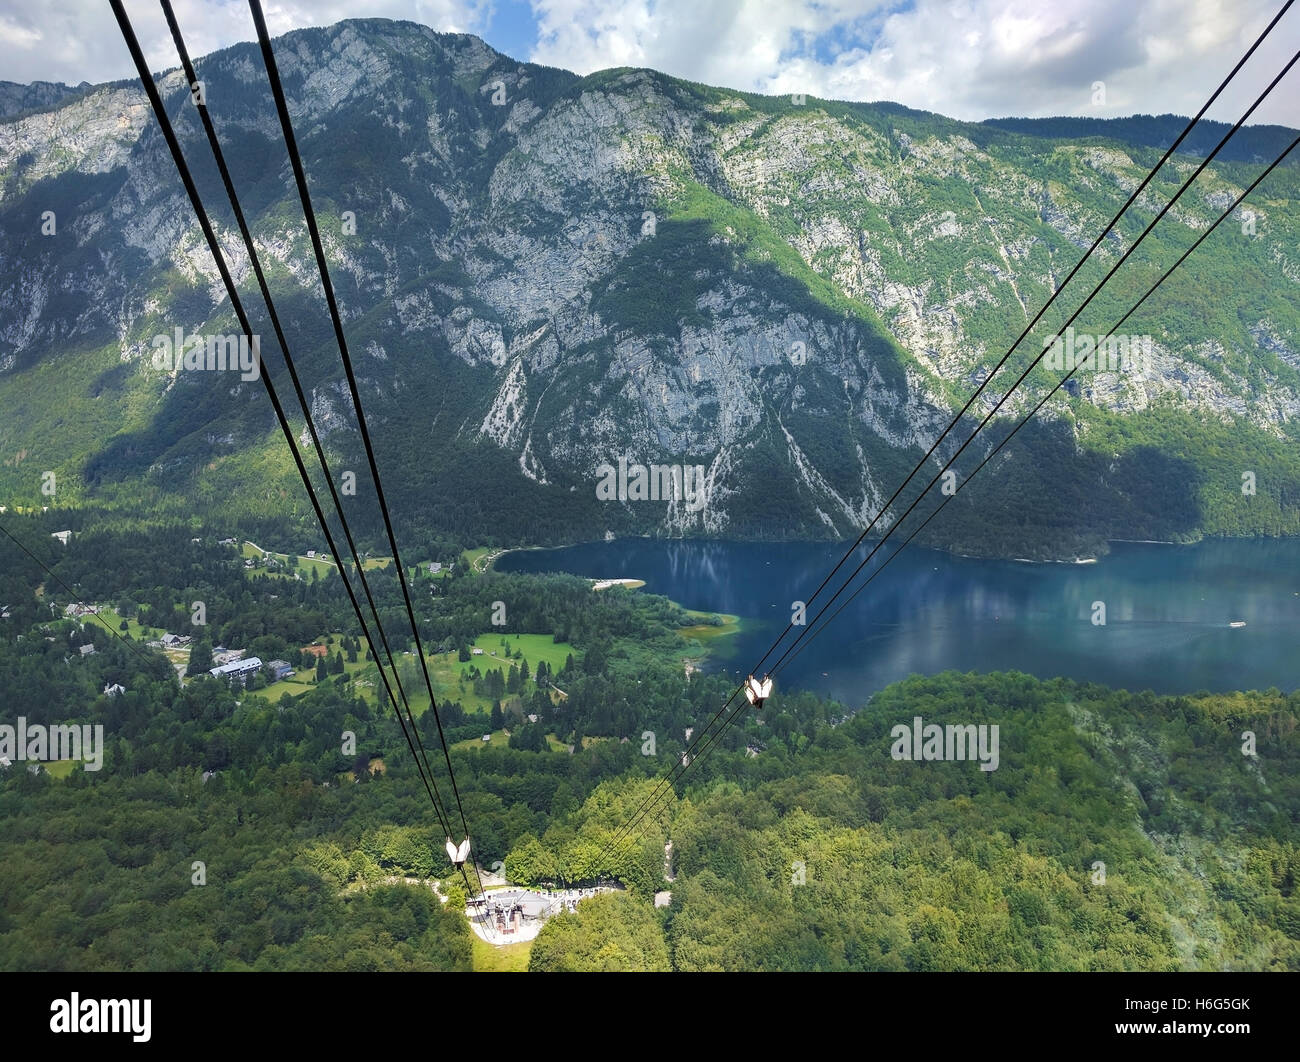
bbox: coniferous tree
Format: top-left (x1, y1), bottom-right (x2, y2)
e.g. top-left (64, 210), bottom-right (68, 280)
top-left (187, 639), bottom-right (214, 676)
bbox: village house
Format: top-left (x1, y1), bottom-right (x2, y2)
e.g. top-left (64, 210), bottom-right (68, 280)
top-left (265, 660), bottom-right (295, 681)
top-left (208, 656), bottom-right (263, 687)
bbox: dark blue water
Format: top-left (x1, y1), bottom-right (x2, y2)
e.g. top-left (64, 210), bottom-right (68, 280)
top-left (498, 538), bottom-right (1300, 705)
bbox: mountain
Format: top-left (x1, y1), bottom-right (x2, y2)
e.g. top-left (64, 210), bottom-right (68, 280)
top-left (0, 79), bottom-right (92, 121)
top-left (982, 113), bottom-right (1300, 165)
top-left (1, 19), bottom-right (1298, 558)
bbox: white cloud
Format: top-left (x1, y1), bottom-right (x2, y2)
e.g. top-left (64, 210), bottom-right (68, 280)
top-left (0, 0), bottom-right (490, 88)
top-left (0, 13), bottom-right (43, 50)
top-left (0, 0), bottom-right (1295, 128)
top-left (529, 0), bottom-right (1300, 126)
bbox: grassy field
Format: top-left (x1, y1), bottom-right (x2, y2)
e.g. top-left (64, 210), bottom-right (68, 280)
top-left (451, 728), bottom-right (569, 753)
top-left (427, 657), bottom-right (497, 714)
top-left (677, 609), bottom-right (742, 642)
top-left (241, 543), bottom-right (335, 577)
top-left (451, 728), bottom-right (509, 752)
top-left (428, 632), bottom-right (576, 714)
top-left (241, 634), bottom-right (379, 704)
top-left (461, 547), bottom-right (506, 574)
top-left (241, 541), bottom-right (390, 580)
top-left (81, 610), bottom-right (166, 643)
top-left (238, 632), bottom-right (576, 716)
top-left (467, 633), bottom-right (575, 674)
top-left (42, 760), bottom-right (78, 779)
top-left (471, 933), bottom-right (532, 972)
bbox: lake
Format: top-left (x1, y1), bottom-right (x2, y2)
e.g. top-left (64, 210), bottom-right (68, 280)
top-left (497, 538), bottom-right (1300, 705)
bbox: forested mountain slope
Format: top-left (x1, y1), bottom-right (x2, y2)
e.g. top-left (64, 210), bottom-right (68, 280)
top-left (1, 20), bottom-right (1298, 557)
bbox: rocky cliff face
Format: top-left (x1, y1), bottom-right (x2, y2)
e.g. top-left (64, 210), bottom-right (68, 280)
top-left (0, 80), bottom-right (93, 122)
top-left (1, 19), bottom-right (1297, 554)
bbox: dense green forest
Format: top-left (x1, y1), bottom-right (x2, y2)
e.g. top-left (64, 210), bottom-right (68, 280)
top-left (1, 518), bottom-right (1296, 971)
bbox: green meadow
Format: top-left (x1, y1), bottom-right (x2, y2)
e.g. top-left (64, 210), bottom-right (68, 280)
top-left (240, 540), bottom-right (391, 580)
top-left (471, 934), bottom-right (532, 972)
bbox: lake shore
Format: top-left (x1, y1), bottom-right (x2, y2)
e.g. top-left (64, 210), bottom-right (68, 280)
top-left (485, 535), bottom-right (1216, 571)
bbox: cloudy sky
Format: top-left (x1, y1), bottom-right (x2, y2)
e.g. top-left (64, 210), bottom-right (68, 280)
top-left (0, 0), bottom-right (1296, 126)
